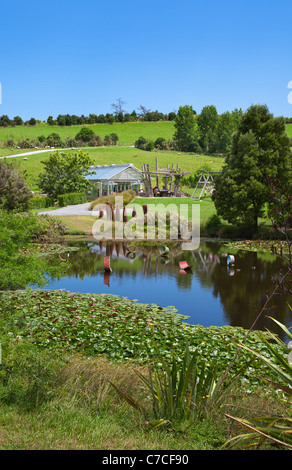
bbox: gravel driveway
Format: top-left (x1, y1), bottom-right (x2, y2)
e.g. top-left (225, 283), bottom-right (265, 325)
top-left (39, 203), bottom-right (98, 216)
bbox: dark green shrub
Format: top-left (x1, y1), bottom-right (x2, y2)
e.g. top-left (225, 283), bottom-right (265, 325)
top-left (30, 196), bottom-right (55, 209)
top-left (58, 192), bottom-right (87, 207)
top-left (75, 127), bottom-right (95, 142)
top-left (154, 137), bottom-right (166, 149)
top-left (46, 132), bottom-right (62, 147)
top-left (145, 141), bottom-right (154, 151)
top-left (205, 214), bottom-right (222, 236)
top-left (134, 136), bottom-right (147, 149)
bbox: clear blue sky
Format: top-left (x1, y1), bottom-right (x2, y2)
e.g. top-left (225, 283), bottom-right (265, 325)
top-left (0, 0), bottom-right (292, 120)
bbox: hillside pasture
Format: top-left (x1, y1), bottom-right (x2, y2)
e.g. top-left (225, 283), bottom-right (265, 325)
top-left (0, 120), bottom-right (175, 147)
top-left (6, 146), bottom-right (225, 191)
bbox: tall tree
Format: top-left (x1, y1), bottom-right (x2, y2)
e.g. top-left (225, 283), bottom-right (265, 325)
top-left (213, 104), bottom-right (292, 230)
top-left (197, 105), bottom-right (218, 153)
top-left (173, 105), bottom-right (199, 152)
top-left (215, 111), bottom-right (239, 154)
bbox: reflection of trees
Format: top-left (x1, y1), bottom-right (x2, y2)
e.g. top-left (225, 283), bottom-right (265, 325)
top-left (48, 240), bottom-right (291, 338)
top-left (175, 242), bottom-right (291, 338)
top-left (207, 249), bottom-right (290, 338)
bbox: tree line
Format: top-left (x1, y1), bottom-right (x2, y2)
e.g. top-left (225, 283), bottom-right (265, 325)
top-left (0, 105), bottom-right (177, 128)
top-left (134, 105), bottom-right (244, 155)
top-left (173, 105), bottom-right (244, 154)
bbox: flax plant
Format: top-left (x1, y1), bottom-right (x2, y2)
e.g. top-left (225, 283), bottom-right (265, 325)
top-left (223, 316), bottom-right (292, 449)
top-left (110, 341), bottom-right (245, 428)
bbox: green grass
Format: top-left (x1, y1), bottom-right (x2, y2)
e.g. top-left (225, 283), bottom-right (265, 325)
top-left (0, 121), bottom-right (291, 145)
top-left (129, 196), bottom-right (216, 225)
top-left (285, 123), bottom-right (292, 138)
top-left (0, 381), bottom-right (225, 450)
top-left (6, 146), bottom-right (225, 192)
top-left (0, 148), bottom-right (41, 157)
top-left (54, 198), bottom-right (216, 236)
top-left (0, 120), bottom-right (175, 146)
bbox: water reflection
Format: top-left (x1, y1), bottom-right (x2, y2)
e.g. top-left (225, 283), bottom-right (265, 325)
top-left (45, 240), bottom-right (292, 339)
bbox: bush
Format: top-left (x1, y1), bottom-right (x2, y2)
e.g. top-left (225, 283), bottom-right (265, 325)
top-left (154, 137), bottom-right (166, 149)
top-left (28, 117), bottom-right (36, 126)
top-left (205, 214), bottom-right (222, 236)
top-left (0, 160), bottom-right (32, 211)
top-left (58, 192), bottom-right (87, 207)
top-left (46, 133), bottom-right (62, 147)
top-left (37, 135), bottom-right (46, 143)
top-left (75, 127), bottom-right (95, 143)
top-left (134, 136), bottom-right (147, 149)
top-left (145, 141), bottom-right (154, 151)
top-left (30, 196), bottom-right (55, 209)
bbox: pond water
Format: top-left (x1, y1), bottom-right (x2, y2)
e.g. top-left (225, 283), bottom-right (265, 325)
top-left (43, 240), bottom-right (292, 340)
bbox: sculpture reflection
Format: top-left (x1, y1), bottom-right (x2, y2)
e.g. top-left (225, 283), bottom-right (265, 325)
top-left (45, 240), bottom-right (291, 339)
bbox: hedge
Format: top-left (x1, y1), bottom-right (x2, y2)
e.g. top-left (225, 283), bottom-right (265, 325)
top-left (30, 196), bottom-right (55, 209)
top-left (57, 192), bottom-right (87, 207)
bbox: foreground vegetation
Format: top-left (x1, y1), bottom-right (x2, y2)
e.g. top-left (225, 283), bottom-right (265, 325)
top-left (0, 288), bottom-right (291, 450)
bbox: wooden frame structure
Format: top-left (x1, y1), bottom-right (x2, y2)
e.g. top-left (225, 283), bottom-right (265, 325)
top-left (141, 157), bottom-right (190, 197)
top-left (191, 172), bottom-right (220, 200)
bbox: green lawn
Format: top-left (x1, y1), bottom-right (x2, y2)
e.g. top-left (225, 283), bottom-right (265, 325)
top-left (129, 196), bottom-right (216, 224)
top-left (6, 146), bottom-right (225, 192)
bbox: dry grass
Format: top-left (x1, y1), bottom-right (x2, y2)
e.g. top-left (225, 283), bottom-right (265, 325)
top-left (57, 355), bottom-right (148, 410)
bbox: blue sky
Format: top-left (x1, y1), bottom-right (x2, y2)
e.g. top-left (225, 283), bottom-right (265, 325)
top-left (0, 0), bottom-right (292, 120)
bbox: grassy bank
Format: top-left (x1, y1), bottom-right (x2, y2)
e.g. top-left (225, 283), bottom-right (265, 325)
top-left (0, 356), bottom-right (285, 451)
top-left (0, 288), bottom-right (290, 450)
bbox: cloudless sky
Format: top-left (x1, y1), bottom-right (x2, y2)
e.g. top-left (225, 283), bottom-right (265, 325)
top-left (1, 0), bottom-right (292, 120)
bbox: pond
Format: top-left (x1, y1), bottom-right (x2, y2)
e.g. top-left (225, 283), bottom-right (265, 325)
top-left (42, 240), bottom-right (292, 340)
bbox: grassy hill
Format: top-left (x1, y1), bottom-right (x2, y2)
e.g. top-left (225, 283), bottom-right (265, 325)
top-left (1, 120), bottom-right (291, 197)
top-left (0, 120), bottom-right (291, 147)
top-left (0, 120), bottom-right (175, 147)
top-left (8, 146), bottom-right (225, 192)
